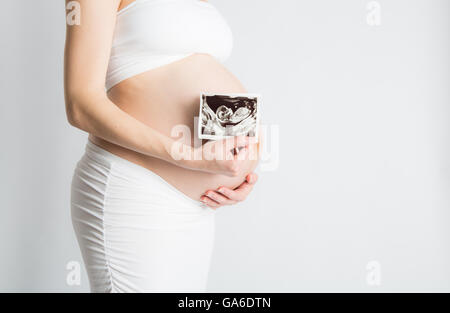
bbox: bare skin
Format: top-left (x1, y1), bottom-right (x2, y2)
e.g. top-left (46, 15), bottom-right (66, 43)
top-left (64, 0), bottom-right (259, 207)
top-left (99, 53), bottom-right (259, 200)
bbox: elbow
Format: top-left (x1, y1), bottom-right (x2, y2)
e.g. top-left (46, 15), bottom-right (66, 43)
top-left (65, 97), bottom-right (84, 129)
top-left (64, 83), bottom-right (84, 128)
top-left (64, 86), bottom-right (104, 131)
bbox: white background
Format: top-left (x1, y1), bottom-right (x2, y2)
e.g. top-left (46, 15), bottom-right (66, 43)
top-left (0, 0), bottom-right (449, 292)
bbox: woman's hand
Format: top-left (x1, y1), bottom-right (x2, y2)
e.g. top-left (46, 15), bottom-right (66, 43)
top-left (178, 136), bottom-right (258, 177)
top-left (200, 173), bottom-right (259, 208)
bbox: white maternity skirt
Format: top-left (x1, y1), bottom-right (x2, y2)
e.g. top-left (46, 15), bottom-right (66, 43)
top-left (70, 140), bottom-right (216, 293)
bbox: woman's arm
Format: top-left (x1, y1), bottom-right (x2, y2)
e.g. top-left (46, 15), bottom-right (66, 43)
top-left (64, 0), bottom-right (251, 176)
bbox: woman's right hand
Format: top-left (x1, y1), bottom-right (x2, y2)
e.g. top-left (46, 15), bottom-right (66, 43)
top-left (179, 136), bottom-right (258, 177)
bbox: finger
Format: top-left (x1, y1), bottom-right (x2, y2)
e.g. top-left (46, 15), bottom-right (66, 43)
top-left (234, 181), bottom-right (253, 194)
top-left (246, 173), bottom-right (258, 184)
top-left (231, 180), bottom-right (256, 201)
top-left (224, 136), bottom-right (249, 151)
top-left (235, 146), bottom-right (250, 161)
top-left (217, 184), bottom-right (252, 202)
top-left (257, 124), bottom-right (264, 146)
top-left (235, 135), bottom-right (250, 148)
top-left (248, 142), bottom-right (259, 160)
top-left (200, 196), bottom-right (221, 209)
top-left (205, 191), bottom-right (237, 205)
top-left (216, 187), bottom-right (241, 201)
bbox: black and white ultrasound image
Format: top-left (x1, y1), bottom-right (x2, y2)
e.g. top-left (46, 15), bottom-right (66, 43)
top-left (199, 94), bottom-right (258, 139)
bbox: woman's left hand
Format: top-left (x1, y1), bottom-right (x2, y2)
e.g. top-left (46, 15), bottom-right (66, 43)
top-left (200, 173), bottom-right (258, 209)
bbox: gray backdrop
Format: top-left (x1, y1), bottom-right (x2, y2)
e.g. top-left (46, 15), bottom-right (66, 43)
top-left (1, 0), bottom-right (449, 292)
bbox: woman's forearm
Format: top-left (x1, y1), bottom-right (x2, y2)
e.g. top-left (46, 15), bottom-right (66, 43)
top-left (65, 90), bottom-right (181, 165)
top-left (64, 87), bottom-right (253, 177)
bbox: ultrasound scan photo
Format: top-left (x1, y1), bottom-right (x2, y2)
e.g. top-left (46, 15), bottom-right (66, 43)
top-left (198, 93), bottom-right (259, 140)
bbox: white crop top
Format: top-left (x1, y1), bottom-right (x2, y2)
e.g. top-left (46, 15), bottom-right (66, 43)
top-left (105, 0), bottom-right (234, 90)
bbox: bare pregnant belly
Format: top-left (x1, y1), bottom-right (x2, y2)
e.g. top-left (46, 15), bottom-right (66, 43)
top-left (91, 53), bottom-right (259, 201)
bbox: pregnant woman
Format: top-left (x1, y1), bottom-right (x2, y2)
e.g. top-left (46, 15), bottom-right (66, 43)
top-left (64, 0), bottom-right (259, 292)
